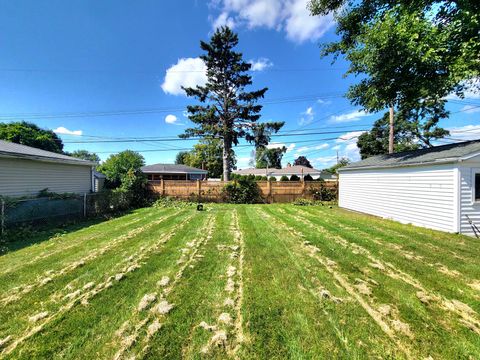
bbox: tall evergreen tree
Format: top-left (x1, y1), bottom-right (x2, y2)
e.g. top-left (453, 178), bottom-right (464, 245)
top-left (181, 27), bottom-right (282, 181)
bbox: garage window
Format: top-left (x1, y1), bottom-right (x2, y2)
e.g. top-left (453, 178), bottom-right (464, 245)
top-left (475, 173), bottom-right (480, 202)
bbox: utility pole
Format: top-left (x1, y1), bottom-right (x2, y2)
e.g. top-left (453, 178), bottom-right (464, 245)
top-left (389, 106), bottom-right (394, 154)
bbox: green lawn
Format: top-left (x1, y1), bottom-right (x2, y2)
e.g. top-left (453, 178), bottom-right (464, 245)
top-left (1, 204), bottom-right (480, 359)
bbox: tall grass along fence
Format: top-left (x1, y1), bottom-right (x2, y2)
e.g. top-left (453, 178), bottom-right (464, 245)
top-left (0, 192), bottom-right (130, 234)
top-left (147, 180), bottom-right (337, 203)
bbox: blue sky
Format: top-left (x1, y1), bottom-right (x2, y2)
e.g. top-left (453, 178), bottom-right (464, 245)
top-left (0, 0), bottom-right (478, 170)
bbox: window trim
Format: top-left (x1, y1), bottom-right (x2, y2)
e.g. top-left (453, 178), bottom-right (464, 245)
top-left (472, 169), bottom-right (480, 204)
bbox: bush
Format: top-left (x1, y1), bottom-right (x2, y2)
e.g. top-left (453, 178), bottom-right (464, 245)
top-left (303, 174), bottom-right (314, 181)
top-left (269, 177), bottom-right (277, 181)
top-left (247, 174), bottom-right (256, 181)
top-left (290, 175), bottom-right (300, 181)
top-left (261, 176), bottom-right (268, 181)
top-left (310, 183), bottom-right (336, 202)
top-left (255, 175), bottom-right (263, 181)
top-left (292, 198), bottom-right (316, 206)
top-left (280, 175), bottom-right (289, 181)
top-left (222, 178), bottom-right (260, 203)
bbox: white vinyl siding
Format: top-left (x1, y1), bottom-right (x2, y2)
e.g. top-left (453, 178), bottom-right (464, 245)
top-left (0, 157), bottom-right (92, 197)
top-left (339, 164), bottom-right (456, 233)
top-left (458, 160), bottom-right (480, 236)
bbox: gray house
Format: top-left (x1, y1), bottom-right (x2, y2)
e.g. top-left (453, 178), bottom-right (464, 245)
top-left (141, 163), bottom-right (208, 181)
top-left (0, 140), bottom-right (96, 197)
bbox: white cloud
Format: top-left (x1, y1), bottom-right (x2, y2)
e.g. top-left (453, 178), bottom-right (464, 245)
top-left (332, 145), bottom-right (341, 151)
top-left (211, 0), bottom-right (334, 43)
top-left (330, 109), bottom-right (370, 123)
top-left (165, 114), bottom-right (184, 126)
top-left (267, 142), bottom-right (295, 152)
top-left (336, 131), bottom-right (366, 143)
top-left (295, 143), bottom-right (329, 155)
top-left (317, 99), bottom-right (332, 105)
top-left (53, 127), bottom-right (82, 136)
top-left (312, 155), bottom-right (337, 168)
top-left (161, 58), bottom-right (207, 96)
top-left (299, 106), bottom-right (314, 125)
top-left (334, 131), bottom-right (366, 161)
top-left (460, 105), bottom-right (480, 114)
top-left (448, 125), bottom-right (480, 141)
top-left (212, 11), bottom-right (236, 29)
top-left (284, 0), bottom-right (335, 43)
top-left (249, 57), bottom-right (273, 71)
top-left (446, 78), bottom-right (480, 100)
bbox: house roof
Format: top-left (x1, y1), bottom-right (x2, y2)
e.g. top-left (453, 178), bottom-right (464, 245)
top-left (340, 139), bottom-right (480, 171)
top-left (141, 163), bottom-right (208, 174)
top-left (0, 140), bottom-right (96, 166)
top-left (233, 165), bottom-right (333, 177)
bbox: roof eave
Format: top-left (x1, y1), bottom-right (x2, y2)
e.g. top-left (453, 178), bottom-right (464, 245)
top-left (0, 152), bottom-right (96, 166)
top-left (338, 158), bottom-right (459, 172)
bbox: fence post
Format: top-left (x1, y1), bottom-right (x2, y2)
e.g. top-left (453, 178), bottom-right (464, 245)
top-left (197, 180), bottom-right (202, 202)
top-left (301, 179), bottom-right (306, 198)
top-left (161, 179), bottom-right (165, 196)
top-left (267, 179), bottom-right (272, 204)
top-left (83, 193), bottom-right (87, 217)
top-left (1, 199), bottom-right (4, 235)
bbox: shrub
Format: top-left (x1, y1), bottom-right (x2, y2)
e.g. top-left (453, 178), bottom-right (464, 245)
top-left (247, 174), bottom-right (256, 181)
top-left (310, 183), bottom-right (336, 202)
top-left (290, 174), bottom-right (300, 181)
top-left (261, 176), bottom-right (268, 181)
top-left (303, 174), bottom-right (314, 181)
top-left (269, 177), bottom-right (277, 181)
top-left (292, 198), bottom-right (316, 206)
top-left (222, 177), bottom-right (260, 203)
top-left (254, 175), bottom-right (263, 181)
top-left (280, 175), bottom-right (289, 181)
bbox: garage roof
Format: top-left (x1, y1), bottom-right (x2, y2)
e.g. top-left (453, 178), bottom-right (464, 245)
top-left (0, 140), bottom-right (96, 166)
top-left (340, 139), bottom-right (480, 171)
top-left (141, 163), bottom-right (208, 174)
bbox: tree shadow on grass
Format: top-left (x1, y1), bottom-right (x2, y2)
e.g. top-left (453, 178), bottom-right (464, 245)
top-left (0, 210), bottom-right (134, 255)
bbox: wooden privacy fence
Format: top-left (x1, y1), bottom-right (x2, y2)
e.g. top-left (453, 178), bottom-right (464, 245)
top-left (147, 180), bottom-right (337, 203)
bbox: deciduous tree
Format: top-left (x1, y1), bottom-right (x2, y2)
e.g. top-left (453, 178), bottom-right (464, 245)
top-left (0, 121), bottom-right (63, 153)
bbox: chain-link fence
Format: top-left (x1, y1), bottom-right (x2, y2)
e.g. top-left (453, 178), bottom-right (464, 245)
top-left (0, 193), bottom-right (113, 234)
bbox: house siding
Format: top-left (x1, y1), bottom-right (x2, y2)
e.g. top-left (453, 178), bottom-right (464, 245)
top-left (458, 159), bottom-right (480, 236)
top-left (339, 164), bottom-right (456, 233)
top-left (0, 157), bottom-right (92, 197)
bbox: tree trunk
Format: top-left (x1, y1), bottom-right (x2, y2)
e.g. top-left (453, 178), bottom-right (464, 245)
top-left (389, 106), bottom-right (394, 154)
top-left (222, 138), bottom-right (230, 181)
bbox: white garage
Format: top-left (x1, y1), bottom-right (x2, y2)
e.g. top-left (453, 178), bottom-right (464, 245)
top-left (338, 140), bottom-right (480, 236)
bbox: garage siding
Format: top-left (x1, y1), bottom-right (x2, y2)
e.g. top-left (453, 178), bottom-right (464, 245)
top-left (339, 164), bottom-right (456, 233)
top-left (458, 161), bottom-right (480, 236)
top-left (0, 158), bottom-right (92, 197)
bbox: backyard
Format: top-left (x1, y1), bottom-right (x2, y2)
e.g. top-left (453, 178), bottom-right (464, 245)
top-left (0, 204), bottom-right (480, 359)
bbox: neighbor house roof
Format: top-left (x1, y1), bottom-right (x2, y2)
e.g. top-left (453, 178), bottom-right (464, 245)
top-left (340, 139), bottom-right (480, 171)
top-left (141, 163), bottom-right (208, 174)
top-left (0, 140), bottom-right (96, 166)
top-left (233, 165), bottom-right (333, 177)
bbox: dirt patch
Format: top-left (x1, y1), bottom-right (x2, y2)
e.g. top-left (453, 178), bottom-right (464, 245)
top-left (218, 313), bottom-right (232, 325)
top-left (391, 319), bottom-right (414, 339)
top-left (0, 336), bottom-right (12, 349)
top-left (152, 300), bottom-right (174, 315)
top-left (157, 276), bottom-right (170, 287)
top-left (378, 304), bottom-right (391, 317)
top-left (29, 311), bottom-right (49, 323)
top-left (469, 281), bottom-right (480, 292)
top-left (147, 319), bottom-right (162, 337)
top-left (199, 321), bottom-right (217, 331)
top-left (138, 294), bottom-right (157, 311)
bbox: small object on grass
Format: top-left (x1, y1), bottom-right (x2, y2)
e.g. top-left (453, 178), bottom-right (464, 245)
top-left (197, 204), bottom-right (204, 211)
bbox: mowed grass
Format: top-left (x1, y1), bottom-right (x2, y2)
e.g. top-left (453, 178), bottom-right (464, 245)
top-left (1, 204), bottom-right (480, 359)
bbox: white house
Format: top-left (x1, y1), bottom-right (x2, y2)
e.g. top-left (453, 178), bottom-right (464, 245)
top-left (0, 140), bottom-right (96, 197)
top-left (338, 140), bottom-right (480, 236)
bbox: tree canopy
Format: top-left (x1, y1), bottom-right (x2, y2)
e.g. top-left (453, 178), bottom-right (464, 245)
top-left (0, 121), bottom-right (64, 153)
top-left (255, 147), bottom-right (286, 169)
top-left (324, 158), bottom-right (350, 174)
top-left (357, 100), bottom-right (450, 159)
top-left (184, 138), bottom-right (226, 178)
top-left (175, 151), bottom-right (190, 165)
top-left (67, 150), bottom-right (101, 163)
top-left (308, 1), bottom-right (479, 106)
top-left (98, 150), bottom-right (145, 189)
top-left (308, 0), bottom-right (479, 147)
top-left (181, 27), bottom-right (283, 181)
top-left (293, 156), bottom-right (313, 168)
